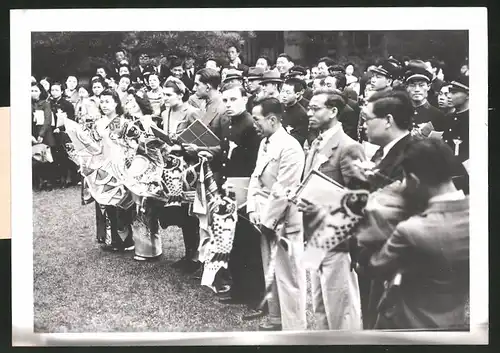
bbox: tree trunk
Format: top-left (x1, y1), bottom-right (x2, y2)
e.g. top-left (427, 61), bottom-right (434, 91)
top-left (381, 32), bottom-right (389, 58)
top-left (337, 31), bottom-right (348, 59)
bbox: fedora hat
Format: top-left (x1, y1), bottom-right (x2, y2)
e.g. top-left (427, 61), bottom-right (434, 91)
top-left (223, 69), bottom-right (243, 83)
top-left (260, 69), bottom-right (282, 85)
top-left (246, 66), bottom-right (265, 80)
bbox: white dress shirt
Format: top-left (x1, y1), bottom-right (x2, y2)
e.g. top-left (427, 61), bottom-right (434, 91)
top-left (382, 132), bottom-right (410, 160)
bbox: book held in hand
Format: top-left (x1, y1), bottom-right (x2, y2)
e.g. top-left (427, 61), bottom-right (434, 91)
top-left (177, 119), bottom-right (220, 148)
top-left (294, 169), bottom-right (345, 207)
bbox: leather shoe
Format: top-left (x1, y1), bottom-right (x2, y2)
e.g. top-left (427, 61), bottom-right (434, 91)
top-left (241, 308), bottom-right (266, 321)
top-left (258, 322), bottom-right (282, 331)
top-left (216, 285), bottom-right (231, 296)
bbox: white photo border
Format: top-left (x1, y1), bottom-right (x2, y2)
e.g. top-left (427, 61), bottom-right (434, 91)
top-left (11, 7), bottom-right (488, 346)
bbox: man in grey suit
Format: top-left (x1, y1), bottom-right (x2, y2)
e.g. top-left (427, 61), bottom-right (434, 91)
top-left (361, 138), bottom-right (469, 330)
top-left (302, 88), bottom-right (366, 330)
top-left (246, 97), bottom-right (307, 331)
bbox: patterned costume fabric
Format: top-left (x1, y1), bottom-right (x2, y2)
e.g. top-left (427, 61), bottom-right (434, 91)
top-left (301, 189), bottom-right (370, 271)
top-left (355, 181), bottom-right (410, 249)
top-left (200, 195), bottom-right (238, 289)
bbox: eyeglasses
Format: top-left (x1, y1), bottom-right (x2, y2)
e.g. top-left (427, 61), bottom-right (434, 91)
top-left (307, 106), bottom-right (326, 112)
top-left (360, 113), bottom-right (384, 122)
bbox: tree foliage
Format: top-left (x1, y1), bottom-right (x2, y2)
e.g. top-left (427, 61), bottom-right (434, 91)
top-left (32, 31), bottom-right (255, 81)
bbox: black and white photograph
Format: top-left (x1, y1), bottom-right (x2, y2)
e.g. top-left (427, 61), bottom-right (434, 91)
top-left (11, 8), bottom-right (488, 345)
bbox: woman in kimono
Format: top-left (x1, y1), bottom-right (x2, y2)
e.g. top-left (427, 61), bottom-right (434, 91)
top-left (64, 75), bottom-right (80, 108)
top-left (32, 82), bottom-right (55, 190)
top-left (91, 89), bottom-right (135, 252)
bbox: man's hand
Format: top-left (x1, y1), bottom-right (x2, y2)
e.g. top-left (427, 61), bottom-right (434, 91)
top-left (248, 211), bottom-right (260, 225)
top-left (53, 128), bottom-right (60, 134)
top-left (197, 150), bottom-right (213, 161)
top-left (37, 136), bottom-right (43, 144)
top-left (182, 143), bottom-right (199, 155)
top-left (297, 198), bottom-right (319, 214)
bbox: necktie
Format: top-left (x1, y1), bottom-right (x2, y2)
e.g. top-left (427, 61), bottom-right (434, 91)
top-left (305, 135), bottom-right (323, 173)
top-left (263, 137), bottom-right (270, 153)
top-left (371, 147), bottom-right (384, 165)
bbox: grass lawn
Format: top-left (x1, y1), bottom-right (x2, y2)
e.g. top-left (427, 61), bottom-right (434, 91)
top-left (33, 186), bottom-right (317, 332)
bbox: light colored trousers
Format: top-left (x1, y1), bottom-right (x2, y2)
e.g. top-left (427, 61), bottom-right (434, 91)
top-left (311, 251), bottom-right (363, 330)
top-left (261, 232), bottom-right (307, 330)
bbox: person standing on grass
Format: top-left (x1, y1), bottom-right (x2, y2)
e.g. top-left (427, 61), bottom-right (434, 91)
top-left (244, 97), bottom-right (307, 331)
top-left (156, 78), bottom-right (203, 273)
top-left (48, 81), bottom-right (78, 188)
top-left (91, 89), bottom-right (135, 252)
top-left (32, 81), bottom-right (55, 191)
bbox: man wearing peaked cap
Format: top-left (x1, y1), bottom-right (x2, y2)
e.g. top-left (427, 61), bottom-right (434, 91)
top-left (287, 65), bottom-right (313, 102)
top-left (369, 61), bottom-right (394, 94)
top-left (259, 69), bottom-right (282, 99)
top-left (404, 60), bottom-right (446, 132)
top-left (443, 75), bottom-right (469, 163)
top-left (246, 66), bottom-right (265, 113)
top-left (442, 74), bottom-right (469, 195)
top-left (328, 64), bottom-right (346, 76)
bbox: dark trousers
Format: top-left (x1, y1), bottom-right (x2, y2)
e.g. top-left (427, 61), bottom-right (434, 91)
top-left (95, 203), bottom-right (135, 249)
top-left (222, 208), bottom-right (266, 305)
top-left (158, 203), bottom-right (200, 260)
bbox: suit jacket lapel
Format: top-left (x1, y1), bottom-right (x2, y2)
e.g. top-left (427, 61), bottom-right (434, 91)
top-left (304, 128), bottom-right (342, 177)
top-left (377, 134), bottom-right (411, 174)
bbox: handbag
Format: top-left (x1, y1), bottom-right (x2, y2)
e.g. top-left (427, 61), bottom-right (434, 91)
top-left (32, 143), bottom-right (53, 164)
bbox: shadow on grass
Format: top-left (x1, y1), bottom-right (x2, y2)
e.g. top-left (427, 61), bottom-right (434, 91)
top-left (33, 186), bottom-right (317, 333)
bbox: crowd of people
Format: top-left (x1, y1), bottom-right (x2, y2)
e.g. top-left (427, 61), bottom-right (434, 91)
top-left (31, 43), bottom-right (470, 332)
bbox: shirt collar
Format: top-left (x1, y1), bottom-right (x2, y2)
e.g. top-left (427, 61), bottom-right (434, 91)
top-left (267, 126), bottom-right (287, 145)
top-left (318, 122), bottom-right (342, 145)
top-left (428, 190), bottom-right (466, 203)
top-left (382, 132), bottom-right (409, 159)
top-left (206, 92), bottom-right (222, 107)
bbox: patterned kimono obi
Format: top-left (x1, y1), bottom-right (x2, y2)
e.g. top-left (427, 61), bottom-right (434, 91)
top-left (147, 90), bottom-right (164, 118)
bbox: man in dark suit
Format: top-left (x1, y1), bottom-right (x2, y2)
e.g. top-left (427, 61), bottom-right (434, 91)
top-left (302, 89), bottom-right (366, 330)
top-left (131, 51), bottom-right (154, 84)
top-left (361, 138), bottom-right (470, 330)
top-left (279, 78), bottom-right (310, 147)
top-left (356, 89), bottom-right (415, 329)
top-left (182, 54), bottom-right (196, 91)
top-left (151, 54), bottom-right (171, 84)
top-left (324, 73), bottom-right (360, 141)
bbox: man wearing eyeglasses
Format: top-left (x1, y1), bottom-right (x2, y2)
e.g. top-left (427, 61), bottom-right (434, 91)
top-left (404, 61), bottom-right (446, 132)
top-left (357, 89), bottom-right (416, 329)
top-left (302, 89), bottom-right (366, 331)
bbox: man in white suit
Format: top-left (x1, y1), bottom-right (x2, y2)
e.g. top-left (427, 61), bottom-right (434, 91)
top-left (245, 97), bottom-right (307, 331)
top-left (302, 88), bottom-right (366, 330)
